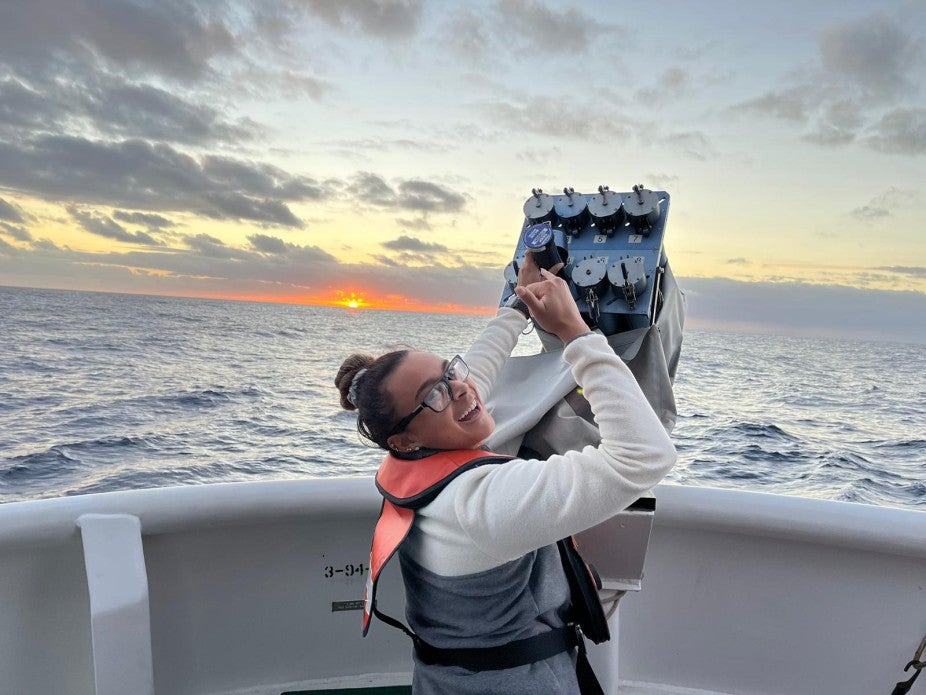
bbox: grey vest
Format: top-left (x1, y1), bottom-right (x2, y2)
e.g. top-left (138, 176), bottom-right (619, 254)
top-left (399, 543), bottom-right (581, 694)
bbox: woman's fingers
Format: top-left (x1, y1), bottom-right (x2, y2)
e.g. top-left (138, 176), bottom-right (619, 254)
top-left (516, 252), bottom-right (540, 286)
top-left (518, 266), bottom-right (588, 337)
top-left (513, 284), bottom-right (540, 310)
top-left (517, 253), bottom-right (565, 286)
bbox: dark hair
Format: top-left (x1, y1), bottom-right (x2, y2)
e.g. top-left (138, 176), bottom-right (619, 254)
top-left (335, 349), bottom-right (410, 450)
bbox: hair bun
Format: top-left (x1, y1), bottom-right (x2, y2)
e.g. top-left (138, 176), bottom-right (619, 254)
top-left (335, 353), bottom-right (375, 410)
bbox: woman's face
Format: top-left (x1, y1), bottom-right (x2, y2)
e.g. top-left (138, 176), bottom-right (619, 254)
top-left (384, 351), bottom-right (495, 452)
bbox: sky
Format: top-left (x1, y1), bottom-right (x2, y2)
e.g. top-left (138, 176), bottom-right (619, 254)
top-left (0, 0), bottom-right (924, 342)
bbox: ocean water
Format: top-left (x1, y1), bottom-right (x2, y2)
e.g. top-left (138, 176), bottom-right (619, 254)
top-left (1, 285), bottom-right (923, 509)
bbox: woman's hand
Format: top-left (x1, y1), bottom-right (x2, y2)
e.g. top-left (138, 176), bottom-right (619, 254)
top-left (516, 251), bottom-right (563, 287)
top-left (515, 268), bottom-right (590, 344)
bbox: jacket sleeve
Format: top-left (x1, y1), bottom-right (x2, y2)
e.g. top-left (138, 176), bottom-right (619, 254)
top-left (416, 332), bottom-right (677, 571)
top-left (462, 308), bottom-right (528, 403)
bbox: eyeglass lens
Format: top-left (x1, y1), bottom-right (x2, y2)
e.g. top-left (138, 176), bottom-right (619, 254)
top-left (423, 357), bottom-right (468, 412)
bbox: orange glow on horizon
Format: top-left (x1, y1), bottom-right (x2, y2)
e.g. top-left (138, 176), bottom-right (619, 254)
top-left (185, 288), bottom-right (496, 316)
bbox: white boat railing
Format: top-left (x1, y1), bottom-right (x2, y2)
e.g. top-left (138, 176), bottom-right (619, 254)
top-left (1, 480), bottom-right (924, 695)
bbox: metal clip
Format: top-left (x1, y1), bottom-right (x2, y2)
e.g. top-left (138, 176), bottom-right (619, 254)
top-left (586, 289), bottom-right (600, 324)
top-left (893, 633), bottom-right (926, 695)
top-left (622, 281), bottom-right (637, 310)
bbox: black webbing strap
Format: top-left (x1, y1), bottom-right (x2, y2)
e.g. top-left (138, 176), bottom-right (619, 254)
top-left (415, 623), bottom-right (604, 695)
top-left (414, 625), bottom-right (578, 671)
top-left (377, 602), bottom-right (603, 694)
top-left (372, 604), bottom-right (416, 640)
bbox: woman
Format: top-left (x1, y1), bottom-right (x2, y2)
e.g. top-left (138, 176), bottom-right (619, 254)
top-left (335, 254), bottom-right (676, 694)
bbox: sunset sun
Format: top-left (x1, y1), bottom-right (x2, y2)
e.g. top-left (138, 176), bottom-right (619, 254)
top-left (341, 291), bottom-right (366, 309)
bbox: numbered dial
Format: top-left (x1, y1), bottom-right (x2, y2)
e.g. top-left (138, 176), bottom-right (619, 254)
top-left (571, 257), bottom-right (610, 298)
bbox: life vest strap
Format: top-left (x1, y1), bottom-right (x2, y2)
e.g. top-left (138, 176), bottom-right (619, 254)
top-left (414, 624), bottom-right (579, 671)
top-left (413, 623), bottom-right (604, 694)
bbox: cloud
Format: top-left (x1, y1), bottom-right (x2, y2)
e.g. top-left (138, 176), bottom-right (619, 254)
top-left (201, 193), bottom-right (304, 228)
top-left (398, 181), bottom-right (466, 213)
top-left (0, 0), bottom-right (237, 83)
top-left (0, 75), bottom-right (263, 150)
top-left (733, 86), bottom-right (816, 122)
top-left (0, 233), bottom-right (381, 302)
top-left (440, 9), bottom-right (492, 64)
top-left (440, 2), bottom-right (618, 67)
top-left (662, 130), bottom-right (713, 160)
top-left (481, 97), bottom-right (636, 141)
top-left (876, 266), bottom-right (926, 278)
top-left (850, 205), bottom-right (890, 221)
top-left (0, 222), bottom-right (34, 242)
top-left (306, 0), bottom-right (424, 40)
top-left (849, 187), bottom-right (919, 220)
top-left (183, 231), bottom-right (337, 263)
top-left (396, 217), bottom-right (433, 231)
top-left (183, 233), bottom-right (252, 260)
top-left (515, 146), bottom-right (564, 168)
top-left (802, 123), bottom-right (857, 147)
top-left (353, 173), bottom-right (466, 213)
top-left (0, 2), bottom-right (328, 153)
top-left (325, 137), bottom-right (452, 155)
top-left (248, 234), bottom-right (288, 255)
top-left (636, 67), bottom-right (691, 103)
top-left (0, 236), bottom-right (18, 255)
top-left (483, 96), bottom-right (711, 159)
top-left (731, 12), bottom-right (925, 157)
top-left (864, 108), bottom-right (926, 156)
top-left (113, 210), bottom-right (176, 230)
top-left (0, 79), bottom-right (60, 131)
top-left (496, 0), bottom-right (610, 54)
top-left (819, 13), bottom-right (920, 99)
top-left (681, 276), bottom-right (926, 343)
top-left (0, 136), bottom-right (321, 226)
top-left (67, 206), bottom-right (163, 245)
top-left (644, 173), bottom-right (681, 193)
top-left (78, 78), bottom-right (262, 145)
top-left (0, 196), bottom-right (26, 223)
top-left (382, 236), bottom-right (448, 253)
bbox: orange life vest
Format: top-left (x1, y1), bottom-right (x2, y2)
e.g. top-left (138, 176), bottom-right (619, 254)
top-left (362, 449), bottom-right (511, 636)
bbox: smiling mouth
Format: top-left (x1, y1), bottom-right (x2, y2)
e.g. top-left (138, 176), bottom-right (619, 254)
top-left (458, 399), bottom-right (480, 422)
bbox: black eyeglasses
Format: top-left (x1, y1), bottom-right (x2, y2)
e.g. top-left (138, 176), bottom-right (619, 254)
top-left (388, 355), bottom-right (469, 436)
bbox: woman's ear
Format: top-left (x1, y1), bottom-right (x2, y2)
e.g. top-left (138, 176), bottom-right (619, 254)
top-left (387, 431), bottom-right (420, 453)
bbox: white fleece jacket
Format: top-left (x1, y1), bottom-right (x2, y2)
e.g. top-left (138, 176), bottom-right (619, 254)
top-left (402, 307), bottom-right (677, 577)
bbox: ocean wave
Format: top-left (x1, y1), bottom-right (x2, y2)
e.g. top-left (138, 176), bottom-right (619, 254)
top-left (175, 389), bottom-right (232, 407)
top-left (2, 446), bottom-right (83, 484)
top-left (871, 438), bottom-right (926, 452)
top-left (705, 421), bottom-right (801, 444)
top-left (813, 450), bottom-right (875, 472)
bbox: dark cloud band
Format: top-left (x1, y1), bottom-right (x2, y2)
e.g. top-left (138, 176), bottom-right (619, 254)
top-left (0, 136), bottom-right (321, 226)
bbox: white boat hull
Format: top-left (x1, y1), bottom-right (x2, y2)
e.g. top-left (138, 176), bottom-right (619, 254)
top-left (1, 479), bottom-right (924, 694)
